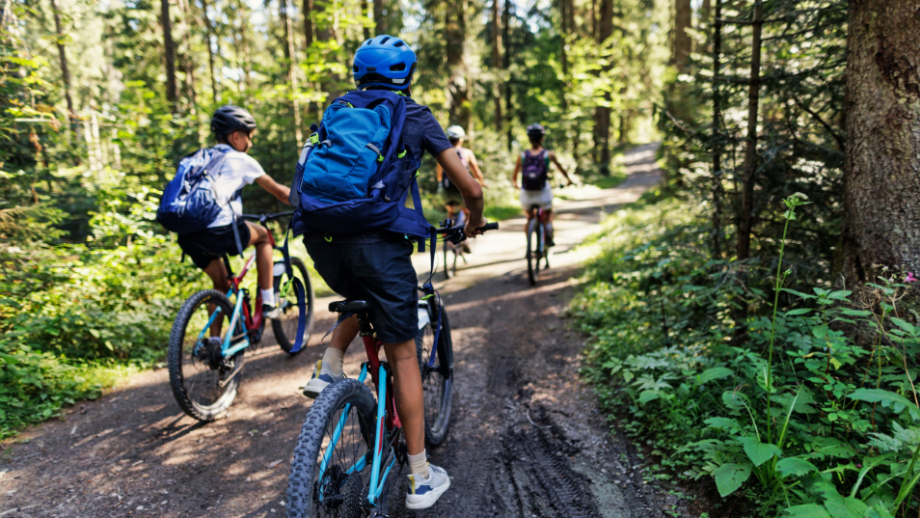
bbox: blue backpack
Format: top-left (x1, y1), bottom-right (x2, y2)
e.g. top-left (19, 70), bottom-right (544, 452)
top-left (156, 147), bottom-right (229, 235)
top-left (289, 90), bottom-right (433, 249)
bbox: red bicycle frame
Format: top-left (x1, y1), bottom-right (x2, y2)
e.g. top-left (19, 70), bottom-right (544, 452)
top-left (225, 221), bottom-right (277, 333)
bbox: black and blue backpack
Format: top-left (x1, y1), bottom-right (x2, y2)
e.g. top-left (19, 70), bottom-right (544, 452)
top-left (289, 90), bottom-right (434, 250)
top-left (156, 147), bottom-right (229, 235)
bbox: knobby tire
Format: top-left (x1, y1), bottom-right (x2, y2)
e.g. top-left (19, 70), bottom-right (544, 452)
top-left (417, 307), bottom-right (453, 447)
top-left (167, 289), bottom-right (245, 422)
top-left (287, 379), bottom-right (378, 518)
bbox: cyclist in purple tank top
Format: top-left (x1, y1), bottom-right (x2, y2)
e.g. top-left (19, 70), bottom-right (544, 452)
top-left (512, 123), bottom-right (573, 246)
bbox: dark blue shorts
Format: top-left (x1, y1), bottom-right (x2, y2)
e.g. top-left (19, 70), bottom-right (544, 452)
top-left (305, 237), bottom-right (418, 344)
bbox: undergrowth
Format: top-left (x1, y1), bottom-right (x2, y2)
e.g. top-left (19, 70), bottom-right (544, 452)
top-left (573, 195), bottom-right (920, 517)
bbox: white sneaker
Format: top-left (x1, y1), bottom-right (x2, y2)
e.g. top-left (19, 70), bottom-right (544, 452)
top-left (405, 464), bottom-right (451, 510)
top-left (302, 359), bottom-right (344, 398)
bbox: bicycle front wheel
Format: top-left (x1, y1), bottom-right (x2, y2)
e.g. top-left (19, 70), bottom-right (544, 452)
top-left (167, 289), bottom-right (246, 421)
top-left (272, 257), bottom-right (315, 355)
top-left (287, 379), bottom-right (378, 518)
top-left (417, 304), bottom-right (453, 447)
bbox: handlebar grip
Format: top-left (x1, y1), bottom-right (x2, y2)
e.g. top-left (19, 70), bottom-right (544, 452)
top-left (480, 222), bottom-right (499, 231)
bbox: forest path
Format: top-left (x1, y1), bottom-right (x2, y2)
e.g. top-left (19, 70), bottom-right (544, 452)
top-left (1, 143), bottom-right (679, 518)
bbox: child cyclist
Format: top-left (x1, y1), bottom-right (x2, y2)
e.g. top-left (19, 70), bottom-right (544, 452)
top-left (177, 106), bottom-right (291, 319)
top-left (512, 123), bottom-right (573, 247)
top-left (437, 125), bottom-right (487, 225)
top-left (301, 36), bottom-right (485, 510)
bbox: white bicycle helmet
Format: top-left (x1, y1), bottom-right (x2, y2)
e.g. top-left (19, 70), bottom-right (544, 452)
top-left (445, 125), bottom-right (466, 139)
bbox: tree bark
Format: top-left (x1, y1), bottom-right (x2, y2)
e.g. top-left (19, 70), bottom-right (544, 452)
top-left (446, 0), bottom-right (469, 129)
top-left (735, 0), bottom-right (762, 262)
top-left (314, 0), bottom-right (331, 42)
top-left (373, 0), bottom-right (385, 35)
top-left (160, 0), bottom-right (178, 111)
top-left (502, 0), bottom-right (512, 150)
top-left (179, 0), bottom-right (197, 113)
top-left (674, 0), bottom-right (692, 73)
top-left (491, 0), bottom-right (502, 132)
top-left (593, 0), bottom-right (613, 175)
top-left (233, 0), bottom-right (253, 104)
top-left (280, 0), bottom-right (303, 147)
top-left (200, 0), bottom-right (219, 103)
top-left (302, 0), bottom-right (313, 48)
top-left (710, 0), bottom-right (723, 259)
top-left (842, 0), bottom-right (920, 282)
top-left (361, 0), bottom-right (369, 39)
top-left (49, 0), bottom-right (75, 127)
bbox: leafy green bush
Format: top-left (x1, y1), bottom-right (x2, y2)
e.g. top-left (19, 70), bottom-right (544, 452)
top-left (574, 195), bottom-right (920, 517)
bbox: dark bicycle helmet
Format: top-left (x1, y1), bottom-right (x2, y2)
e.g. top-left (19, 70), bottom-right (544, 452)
top-left (526, 123), bottom-right (546, 139)
top-left (353, 35), bottom-right (417, 91)
top-left (211, 105), bottom-right (257, 138)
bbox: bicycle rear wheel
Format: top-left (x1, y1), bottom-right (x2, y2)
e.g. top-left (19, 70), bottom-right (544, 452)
top-left (417, 304), bottom-right (453, 446)
top-left (287, 379), bottom-right (378, 518)
top-left (526, 219), bottom-right (542, 286)
top-left (272, 257), bottom-right (315, 355)
top-left (167, 289), bottom-right (246, 421)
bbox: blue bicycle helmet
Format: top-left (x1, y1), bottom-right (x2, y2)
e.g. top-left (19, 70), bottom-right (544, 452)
top-left (353, 35), bottom-right (417, 91)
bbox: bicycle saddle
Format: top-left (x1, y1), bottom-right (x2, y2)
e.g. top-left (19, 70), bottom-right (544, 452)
top-left (328, 300), bottom-right (372, 314)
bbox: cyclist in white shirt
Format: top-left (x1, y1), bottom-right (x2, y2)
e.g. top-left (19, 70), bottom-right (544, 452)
top-left (176, 105), bottom-right (291, 318)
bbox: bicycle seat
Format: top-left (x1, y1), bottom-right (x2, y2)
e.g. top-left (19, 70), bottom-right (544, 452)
top-left (328, 300), bottom-right (372, 314)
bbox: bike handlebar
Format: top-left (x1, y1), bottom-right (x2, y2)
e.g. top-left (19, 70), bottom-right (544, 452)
top-left (438, 221), bottom-right (499, 244)
top-left (241, 211), bottom-right (296, 224)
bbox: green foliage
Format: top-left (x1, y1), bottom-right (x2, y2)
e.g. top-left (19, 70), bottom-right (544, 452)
top-left (574, 196), bottom-right (920, 516)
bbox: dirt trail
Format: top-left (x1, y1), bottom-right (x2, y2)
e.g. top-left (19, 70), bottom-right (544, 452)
top-left (1, 143), bottom-right (679, 518)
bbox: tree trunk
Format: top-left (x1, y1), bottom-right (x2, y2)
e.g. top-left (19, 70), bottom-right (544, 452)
top-left (732, 0), bottom-right (762, 342)
top-left (674, 0), bottom-right (692, 73)
top-left (593, 0), bottom-right (613, 175)
top-left (302, 0), bottom-right (313, 48)
top-left (709, 0), bottom-right (723, 259)
top-left (491, 0), bottom-right (502, 132)
top-left (314, 0), bottom-right (331, 42)
top-left (200, 0), bottom-right (219, 103)
top-left (735, 0), bottom-right (763, 262)
top-left (502, 0), bottom-right (512, 150)
top-left (235, 0), bottom-right (252, 97)
top-left (842, 0), bottom-right (920, 282)
top-left (160, 0), bottom-right (178, 111)
top-left (179, 0), bottom-right (197, 113)
top-left (280, 0), bottom-right (303, 147)
top-left (558, 0), bottom-right (568, 112)
top-left (49, 0), bottom-right (75, 127)
top-left (373, 0), bottom-right (385, 35)
top-left (446, 0), bottom-right (469, 129)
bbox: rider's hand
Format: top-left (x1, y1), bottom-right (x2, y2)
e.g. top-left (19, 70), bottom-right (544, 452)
top-left (514, 182), bottom-right (521, 190)
top-left (464, 214), bottom-right (487, 239)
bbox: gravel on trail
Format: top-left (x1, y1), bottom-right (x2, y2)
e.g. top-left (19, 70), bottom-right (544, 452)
top-left (1, 144), bottom-right (692, 518)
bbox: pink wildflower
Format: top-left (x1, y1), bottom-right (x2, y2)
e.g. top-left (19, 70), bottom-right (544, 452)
top-left (905, 272), bottom-right (917, 283)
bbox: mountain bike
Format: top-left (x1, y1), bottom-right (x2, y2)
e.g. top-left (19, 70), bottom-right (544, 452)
top-left (286, 220), bottom-right (498, 518)
top-left (167, 211), bottom-right (315, 422)
top-left (526, 204), bottom-right (551, 286)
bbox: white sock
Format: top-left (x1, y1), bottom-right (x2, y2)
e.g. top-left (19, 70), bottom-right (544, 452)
top-left (261, 288), bottom-right (276, 307)
top-left (322, 348), bottom-right (345, 376)
top-left (408, 450), bottom-right (429, 479)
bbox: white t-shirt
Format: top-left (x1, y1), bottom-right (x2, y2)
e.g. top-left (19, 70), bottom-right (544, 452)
top-left (208, 144), bottom-right (266, 228)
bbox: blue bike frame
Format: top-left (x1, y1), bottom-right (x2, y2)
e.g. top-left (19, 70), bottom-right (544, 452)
top-left (315, 361), bottom-right (398, 507)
